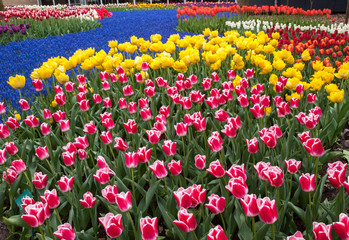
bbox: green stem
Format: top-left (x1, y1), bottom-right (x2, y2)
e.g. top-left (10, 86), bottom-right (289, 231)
top-left (220, 213), bottom-right (227, 233)
top-left (192, 231), bottom-right (199, 240)
top-left (38, 226), bottom-right (45, 239)
top-left (127, 211), bottom-right (137, 239)
top-left (109, 145), bottom-right (116, 161)
top-left (271, 223), bottom-right (276, 240)
top-left (264, 181), bottom-right (268, 196)
top-left (55, 208), bottom-right (62, 224)
top-left (315, 157), bottom-right (319, 180)
top-left (163, 178), bottom-right (170, 195)
top-left (309, 191), bottom-right (312, 210)
top-left (182, 136), bottom-right (186, 157)
top-left (131, 168), bottom-right (136, 197)
top-left (252, 217), bottom-right (257, 240)
top-left (46, 220), bottom-right (54, 239)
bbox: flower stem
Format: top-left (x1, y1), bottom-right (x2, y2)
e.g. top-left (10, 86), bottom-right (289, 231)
top-left (220, 212), bottom-right (227, 232)
top-left (163, 178), bottom-right (170, 195)
top-left (127, 211), bottom-right (137, 239)
top-left (38, 226), bottom-right (45, 239)
top-left (54, 208), bottom-right (62, 224)
top-left (45, 220), bottom-right (54, 239)
top-left (271, 223), bottom-right (276, 240)
top-left (131, 168), bottom-right (136, 197)
top-left (252, 217), bottom-right (257, 240)
top-left (192, 231), bottom-right (199, 240)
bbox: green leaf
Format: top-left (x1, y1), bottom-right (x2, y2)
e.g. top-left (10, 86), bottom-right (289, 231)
top-left (3, 215), bottom-right (27, 228)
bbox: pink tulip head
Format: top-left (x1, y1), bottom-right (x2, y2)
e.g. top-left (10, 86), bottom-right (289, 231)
top-left (284, 159), bottom-right (302, 174)
top-left (225, 176), bottom-right (248, 199)
top-left (194, 154), bottom-right (206, 170)
top-left (101, 185), bottom-right (119, 203)
top-left (57, 176), bottom-right (74, 192)
top-left (40, 189), bottom-right (60, 209)
top-left (207, 160), bottom-right (225, 178)
top-left (313, 222), bottom-right (332, 240)
top-left (299, 173), bottom-right (315, 192)
top-left (53, 223), bottom-right (75, 240)
top-left (79, 192), bottom-right (96, 208)
top-left (140, 217), bottom-right (158, 240)
top-left (173, 208), bottom-right (197, 233)
top-left (99, 213), bottom-right (123, 238)
top-left (207, 225), bottom-right (228, 240)
top-left (240, 194), bottom-right (259, 217)
top-left (115, 191), bottom-right (132, 212)
top-left (149, 160), bottom-right (168, 179)
top-left (205, 194), bottom-right (225, 215)
top-left (257, 197), bottom-right (278, 224)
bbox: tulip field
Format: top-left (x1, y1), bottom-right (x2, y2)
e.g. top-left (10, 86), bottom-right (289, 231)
top-left (1, 2), bottom-right (349, 240)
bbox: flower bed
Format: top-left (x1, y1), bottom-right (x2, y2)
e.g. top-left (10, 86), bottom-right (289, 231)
top-left (1, 27), bottom-right (349, 239)
top-left (0, 6), bottom-right (112, 45)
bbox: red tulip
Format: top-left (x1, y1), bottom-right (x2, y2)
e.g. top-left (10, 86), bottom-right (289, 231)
top-left (146, 129), bottom-right (162, 144)
top-left (140, 108), bottom-right (152, 121)
top-left (254, 162), bottom-right (271, 181)
top-left (0, 102), bottom-right (5, 115)
top-left (0, 124), bottom-right (10, 139)
top-left (22, 202), bottom-right (49, 227)
top-left (32, 172), bottom-right (47, 189)
top-left (19, 99), bottom-right (30, 111)
top-left (168, 160), bottom-right (182, 176)
top-left (40, 189), bottom-right (60, 209)
top-left (125, 152), bottom-right (140, 168)
top-left (290, 98), bottom-right (299, 108)
top-left (206, 97), bottom-right (219, 109)
top-left (79, 192), bottom-right (96, 208)
top-left (12, 160), bottom-right (26, 173)
top-left (62, 152), bottom-right (75, 166)
top-left (208, 131), bottom-right (223, 152)
top-left (3, 166), bottom-right (18, 184)
top-left (299, 173), bottom-right (315, 192)
top-left (74, 136), bottom-right (89, 149)
top-left (123, 119), bottom-right (137, 134)
top-left (173, 208), bottom-right (197, 232)
top-left (225, 176), bottom-right (248, 199)
top-left (260, 95), bottom-right (270, 107)
top-left (207, 160), bottom-right (225, 178)
top-left (250, 104), bottom-right (265, 119)
top-left (273, 96), bottom-right (283, 107)
top-left (100, 131), bottom-right (113, 145)
top-left (227, 70), bottom-right (236, 80)
top-left (116, 191), bottom-right (132, 212)
top-left (6, 117), bottom-right (19, 130)
top-left (194, 154), bottom-right (206, 169)
top-left (226, 164), bottom-right (246, 181)
top-left (99, 213), bottom-right (123, 238)
top-left (221, 123), bottom-right (237, 138)
top-left (264, 166), bottom-right (283, 187)
top-left (32, 79), bottom-right (44, 91)
top-left (40, 123), bottom-right (50, 135)
top-left (93, 94), bottom-right (102, 104)
top-left (24, 115), bottom-right (40, 128)
top-left (55, 93), bottom-right (66, 106)
top-left (114, 137), bottom-right (129, 151)
top-left (162, 140), bottom-right (177, 157)
top-left (296, 84), bottom-right (304, 94)
top-left (193, 117), bottom-right (206, 132)
top-left (53, 110), bottom-right (66, 122)
top-left (83, 121), bottom-right (97, 135)
top-left (144, 86), bottom-right (155, 97)
top-left (327, 161), bottom-right (347, 188)
top-left (138, 147), bottom-right (152, 163)
top-left (140, 216), bottom-right (158, 240)
top-left (102, 185), bottom-right (118, 203)
top-left (205, 194), bottom-right (225, 214)
top-left (94, 168), bottom-right (114, 184)
top-left (53, 223), bottom-right (75, 240)
top-left (214, 109), bottom-right (230, 122)
top-left (21, 196), bottom-right (35, 210)
top-left (307, 93), bottom-right (316, 103)
top-left (284, 159), bottom-right (301, 174)
top-left (5, 142), bottom-right (18, 155)
top-left (103, 97), bottom-right (112, 108)
top-left (303, 138), bottom-right (325, 157)
top-left (65, 82), bottom-right (75, 92)
top-left (57, 176), bottom-right (74, 192)
top-left (238, 94), bottom-right (249, 107)
top-left (149, 160), bottom-right (168, 179)
top-left (246, 137), bottom-right (259, 153)
top-left (313, 222), bottom-right (332, 240)
top-left (207, 225), bottom-right (228, 240)
top-left (118, 98), bottom-right (127, 109)
top-left (257, 197), bottom-right (278, 224)
top-left (240, 194), bottom-right (259, 217)
top-left (277, 102), bottom-right (291, 117)
top-left (286, 231), bottom-right (304, 240)
top-left (334, 213), bottom-right (349, 240)
top-left (175, 122), bottom-right (187, 137)
top-left (123, 85), bottom-right (134, 96)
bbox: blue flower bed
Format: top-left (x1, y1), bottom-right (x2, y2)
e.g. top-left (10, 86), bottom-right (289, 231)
top-left (0, 9), bottom-right (193, 109)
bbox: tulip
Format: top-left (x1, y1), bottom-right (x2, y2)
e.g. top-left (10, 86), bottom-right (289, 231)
top-left (77, 75), bottom-right (86, 84)
top-left (149, 160), bottom-right (168, 179)
top-left (53, 110), bottom-right (66, 122)
top-left (250, 104), bottom-right (265, 119)
top-left (125, 152), bottom-right (140, 168)
top-left (24, 115), bottom-right (39, 128)
top-left (6, 117), bottom-right (19, 130)
top-left (63, 143), bottom-right (77, 154)
top-left (21, 202), bottom-right (49, 227)
top-left (206, 97), bottom-right (219, 109)
top-left (235, 86), bottom-right (246, 96)
top-left (115, 191), bottom-right (132, 212)
top-left (119, 74), bottom-right (128, 83)
top-left (74, 136), bottom-right (89, 149)
top-left (53, 223), bottom-right (75, 240)
top-left (327, 161), bottom-right (347, 188)
top-left (40, 189), bottom-right (60, 209)
top-left (207, 225), bottom-right (228, 240)
top-left (207, 160), bottom-right (225, 178)
top-left (102, 81), bottom-right (110, 90)
top-left (0, 149), bottom-right (6, 165)
top-left (286, 231), bottom-right (304, 240)
top-left (240, 194), bottom-right (259, 217)
top-left (303, 138), bottom-right (325, 157)
top-left (138, 147), bottom-right (152, 163)
top-left (3, 166), bottom-right (18, 184)
top-left (227, 70), bottom-right (236, 80)
top-left (299, 173), bottom-right (315, 192)
top-left (225, 176), bottom-right (248, 199)
top-left (168, 160), bottom-right (182, 176)
top-left (334, 213), bottom-right (349, 240)
top-left (284, 159), bottom-right (301, 174)
top-left (146, 129), bottom-right (162, 144)
top-left (100, 131), bottom-right (113, 145)
top-left (174, 123), bottom-right (187, 137)
top-left (93, 94), bottom-right (102, 104)
top-left (7, 74), bottom-right (25, 89)
top-left (103, 97), bottom-right (112, 108)
top-left (208, 131), bottom-right (223, 152)
top-left (264, 166), bottom-right (284, 187)
top-left (128, 102), bottom-right (137, 114)
top-left (221, 123), bottom-right (236, 138)
top-left (31, 79), bottom-right (43, 91)
top-left (21, 196), bottom-right (35, 210)
top-left (78, 99), bottom-right (89, 112)
top-left (307, 93), bottom-right (316, 103)
top-left (40, 123), bottom-right (50, 135)
top-left (205, 194), bottom-right (225, 214)
top-left (214, 109), bottom-right (230, 122)
top-left (0, 124), bottom-right (10, 139)
top-left (83, 121), bottom-right (97, 135)
top-left (19, 99), bottom-right (30, 111)
top-left (79, 192), bottom-right (96, 208)
top-left (144, 86), bottom-right (155, 97)
top-left (94, 168), bottom-right (113, 184)
top-left (257, 197), bottom-right (278, 224)
top-left (159, 105), bottom-right (170, 118)
top-left (254, 162), bottom-right (271, 181)
top-left (246, 138), bottom-right (259, 154)
top-left (226, 164), bottom-right (246, 181)
top-left (193, 117), bottom-right (206, 132)
top-left (313, 222), bottom-right (332, 240)
top-left (142, 62), bottom-right (149, 71)
top-left (173, 208), bottom-right (197, 232)
top-left (114, 137), bottom-right (129, 152)
top-left (78, 149), bottom-right (87, 160)
top-left (123, 119), bottom-right (137, 134)
top-left (32, 172), bottom-right (47, 189)
top-left (260, 132), bottom-right (277, 148)
top-left (0, 102), bottom-right (5, 115)
top-left (102, 118), bottom-right (115, 130)
top-left (12, 160), bottom-right (26, 173)
top-left (123, 85), bottom-right (134, 96)
top-left (194, 154), bottom-right (206, 169)
top-left (140, 108), bottom-right (152, 121)
top-left (55, 93), bottom-right (66, 106)
top-left (140, 217), bottom-right (158, 240)
top-left (238, 95), bottom-right (249, 107)
top-left (173, 187), bottom-right (192, 209)
top-left (62, 152), bottom-right (75, 166)
top-left (290, 98), bottom-right (299, 109)
top-left (99, 213), bottom-right (123, 238)
top-left (57, 176), bottom-right (74, 192)
top-left (162, 140), bottom-right (177, 157)
top-left (102, 185), bottom-right (118, 203)
top-left (5, 142), bottom-right (18, 155)
top-left (277, 102), bottom-right (291, 117)
top-left (65, 82), bottom-right (75, 92)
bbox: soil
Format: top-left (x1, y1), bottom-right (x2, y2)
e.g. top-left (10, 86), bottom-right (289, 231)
top-left (0, 221), bottom-right (10, 240)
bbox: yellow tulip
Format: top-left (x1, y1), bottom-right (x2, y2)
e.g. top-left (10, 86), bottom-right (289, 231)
top-left (8, 75), bottom-right (25, 89)
top-left (327, 89), bottom-right (344, 103)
